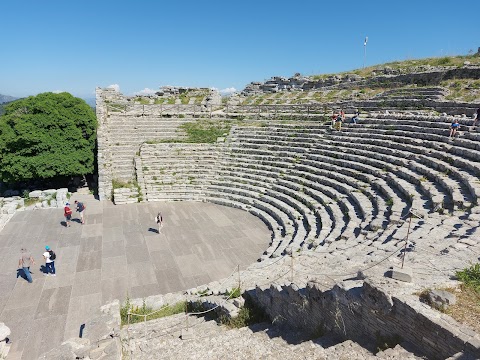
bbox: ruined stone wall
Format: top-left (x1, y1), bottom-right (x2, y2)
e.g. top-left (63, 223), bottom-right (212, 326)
top-left (96, 87), bottom-right (197, 201)
top-left (253, 280), bottom-right (480, 359)
top-left (95, 87), bottom-right (112, 201)
top-left (243, 66), bottom-right (480, 95)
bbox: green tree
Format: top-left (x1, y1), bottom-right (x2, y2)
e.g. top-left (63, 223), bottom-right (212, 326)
top-left (0, 92), bottom-right (97, 183)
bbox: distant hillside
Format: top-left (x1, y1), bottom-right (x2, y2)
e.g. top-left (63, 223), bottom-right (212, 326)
top-left (0, 94), bottom-right (17, 104)
top-left (82, 97), bottom-right (96, 108)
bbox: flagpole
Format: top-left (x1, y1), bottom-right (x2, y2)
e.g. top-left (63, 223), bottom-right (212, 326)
top-left (363, 36), bottom-right (368, 69)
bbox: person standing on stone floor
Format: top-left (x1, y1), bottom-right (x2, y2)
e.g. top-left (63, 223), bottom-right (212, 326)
top-left (155, 212), bottom-right (163, 234)
top-left (43, 246), bottom-right (56, 276)
top-left (18, 248), bottom-right (35, 283)
top-left (64, 202), bottom-right (73, 227)
top-left (74, 200), bottom-right (86, 224)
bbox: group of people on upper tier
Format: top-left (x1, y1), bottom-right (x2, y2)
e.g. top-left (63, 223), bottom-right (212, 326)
top-left (331, 109), bottom-right (360, 131)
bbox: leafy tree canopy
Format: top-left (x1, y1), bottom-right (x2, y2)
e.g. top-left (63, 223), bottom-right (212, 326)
top-left (0, 92), bottom-right (97, 183)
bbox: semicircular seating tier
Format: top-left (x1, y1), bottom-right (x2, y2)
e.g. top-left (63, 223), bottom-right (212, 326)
top-left (135, 115), bottom-right (480, 263)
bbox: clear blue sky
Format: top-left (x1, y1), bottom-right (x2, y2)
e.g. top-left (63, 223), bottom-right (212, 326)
top-left (1, 0), bottom-right (479, 98)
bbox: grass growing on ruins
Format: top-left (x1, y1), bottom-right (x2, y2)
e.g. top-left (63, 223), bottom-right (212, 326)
top-left (120, 297), bottom-right (187, 326)
top-left (456, 263), bottom-right (480, 293)
top-left (181, 120), bottom-right (232, 142)
top-left (418, 265), bottom-right (480, 333)
top-left (219, 295), bottom-right (269, 329)
top-left (445, 286), bottom-right (480, 334)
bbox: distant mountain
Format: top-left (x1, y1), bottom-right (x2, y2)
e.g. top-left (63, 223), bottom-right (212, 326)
top-left (0, 94), bottom-right (18, 104)
top-left (82, 97), bottom-right (96, 108)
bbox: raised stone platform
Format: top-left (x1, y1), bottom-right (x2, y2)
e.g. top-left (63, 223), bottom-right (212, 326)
top-left (0, 196), bottom-right (270, 360)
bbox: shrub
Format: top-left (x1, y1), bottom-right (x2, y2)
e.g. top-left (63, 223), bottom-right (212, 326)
top-left (0, 92), bottom-right (97, 183)
top-left (456, 263), bottom-right (480, 293)
top-left (219, 295), bottom-right (269, 329)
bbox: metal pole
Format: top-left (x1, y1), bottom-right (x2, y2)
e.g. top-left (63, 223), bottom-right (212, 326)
top-left (185, 295), bottom-right (189, 332)
top-left (363, 36), bottom-right (368, 69)
top-left (402, 212), bottom-right (413, 269)
top-left (290, 254), bottom-right (294, 283)
top-left (144, 315), bottom-right (147, 338)
top-left (363, 44), bottom-right (366, 69)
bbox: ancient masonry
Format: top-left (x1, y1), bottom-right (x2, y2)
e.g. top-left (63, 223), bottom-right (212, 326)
top-left (96, 87), bottom-right (222, 201)
top-left (92, 84), bottom-right (480, 358)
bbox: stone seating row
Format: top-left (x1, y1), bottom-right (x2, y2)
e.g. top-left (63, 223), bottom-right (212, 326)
top-left (216, 133), bottom-right (385, 253)
top-left (215, 166), bottom-right (342, 249)
top-left (339, 124), bottom-right (480, 153)
top-left (226, 141), bottom-right (402, 218)
top-left (324, 137), bottom-right (478, 209)
top-left (328, 127), bottom-right (480, 209)
top-left (312, 141), bottom-right (465, 210)
top-left (134, 120), bottom-right (479, 261)
top-left (138, 144), bottom-right (219, 202)
top-left (338, 133), bottom-right (480, 191)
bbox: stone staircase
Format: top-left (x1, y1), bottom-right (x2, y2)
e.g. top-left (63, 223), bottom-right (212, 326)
top-left (122, 314), bottom-right (423, 360)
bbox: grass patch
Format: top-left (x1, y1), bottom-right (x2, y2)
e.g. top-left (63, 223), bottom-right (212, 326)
top-left (456, 263), bottom-right (480, 293)
top-left (112, 179), bottom-right (131, 189)
top-left (120, 297), bottom-right (187, 326)
top-left (444, 286), bottom-right (480, 333)
top-left (224, 287), bottom-right (241, 299)
top-left (24, 198), bottom-right (39, 207)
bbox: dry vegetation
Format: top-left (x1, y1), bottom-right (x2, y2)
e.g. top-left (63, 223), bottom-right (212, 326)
top-left (445, 286), bottom-right (480, 333)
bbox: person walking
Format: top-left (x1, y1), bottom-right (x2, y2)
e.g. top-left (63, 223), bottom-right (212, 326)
top-left (74, 200), bottom-right (86, 224)
top-left (43, 246), bottom-right (56, 276)
top-left (155, 212), bottom-right (163, 234)
top-left (64, 202), bottom-right (72, 227)
top-left (18, 248), bottom-right (35, 283)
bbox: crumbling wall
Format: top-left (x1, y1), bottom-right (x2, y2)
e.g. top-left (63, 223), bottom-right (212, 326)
top-left (253, 280), bottom-right (480, 359)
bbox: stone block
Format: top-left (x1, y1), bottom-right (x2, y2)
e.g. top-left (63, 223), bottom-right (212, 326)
top-left (0, 322), bottom-right (10, 341)
top-left (29, 190), bottom-right (42, 198)
top-left (388, 266), bottom-right (413, 282)
top-left (181, 328), bottom-right (194, 340)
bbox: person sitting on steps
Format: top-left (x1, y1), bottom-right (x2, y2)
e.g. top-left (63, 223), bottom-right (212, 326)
top-left (449, 119), bottom-right (460, 139)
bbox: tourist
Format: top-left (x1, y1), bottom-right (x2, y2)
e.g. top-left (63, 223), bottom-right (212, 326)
top-left (155, 212), bottom-right (163, 233)
top-left (64, 202), bottom-right (72, 227)
top-left (473, 108), bottom-right (480, 127)
top-left (335, 113), bottom-right (343, 131)
top-left (43, 246), bottom-right (56, 276)
top-left (449, 119), bottom-right (460, 138)
top-left (351, 110), bottom-right (360, 124)
top-left (18, 248), bottom-right (35, 283)
top-left (74, 200), bottom-right (86, 224)
top-left (331, 112), bottom-right (338, 129)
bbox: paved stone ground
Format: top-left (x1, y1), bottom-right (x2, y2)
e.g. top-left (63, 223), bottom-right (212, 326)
top-left (0, 195), bottom-right (271, 360)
